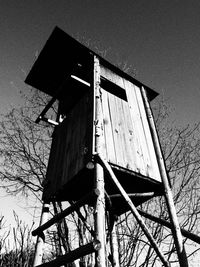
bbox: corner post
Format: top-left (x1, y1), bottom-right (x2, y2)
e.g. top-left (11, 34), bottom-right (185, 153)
top-left (141, 86), bottom-right (188, 267)
top-left (93, 56), bottom-right (107, 267)
top-left (110, 222), bottom-right (120, 267)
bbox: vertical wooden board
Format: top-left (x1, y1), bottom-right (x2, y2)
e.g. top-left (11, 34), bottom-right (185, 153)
top-left (119, 96), bottom-right (139, 171)
top-left (99, 90), bottom-right (107, 159)
top-left (67, 96), bottom-right (86, 180)
top-left (123, 79), bottom-right (147, 176)
top-left (107, 92), bottom-right (127, 167)
top-left (65, 105), bottom-right (80, 181)
top-left (73, 92), bottom-right (92, 174)
top-left (114, 95), bottom-right (135, 169)
top-left (72, 99), bottom-right (82, 175)
top-left (61, 111), bottom-right (74, 187)
top-left (45, 124), bottom-right (65, 197)
top-left (111, 94), bottom-right (127, 167)
top-left (134, 87), bottom-right (161, 182)
top-left (85, 90), bottom-right (94, 162)
top-left (63, 106), bottom-right (77, 186)
top-left (73, 97), bottom-right (85, 172)
top-left (55, 126), bottom-right (67, 191)
top-left (101, 88), bottom-right (116, 163)
top-left (102, 66), bottom-right (129, 167)
top-left (61, 119), bottom-right (72, 180)
top-left (76, 94), bottom-right (88, 171)
top-left (100, 64), bottom-right (119, 164)
top-left (52, 128), bottom-right (63, 191)
top-left (133, 85), bottom-right (153, 177)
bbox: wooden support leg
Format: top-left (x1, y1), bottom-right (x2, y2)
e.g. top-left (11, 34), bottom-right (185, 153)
top-left (33, 202), bottom-right (50, 267)
top-left (138, 209), bottom-right (200, 245)
top-left (96, 154), bottom-right (170, 267)
top-left (141, 87), bottom-right (188, 267)
top-left (110, 222), bottom-right (120, 267)
top-left (105, 192), bottom-right (120, 267)
top-left (94, 55), bottom-right (107, 267)
top-left (32, 190), bottom-right (99, 237)
top-left (94, 163), bottom-right (107, 267)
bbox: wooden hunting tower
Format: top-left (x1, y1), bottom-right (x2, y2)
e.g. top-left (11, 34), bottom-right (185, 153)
top-left (25, 27), bottom-right (163, 214)
top-left (26, 27), bottom-right (189, 267)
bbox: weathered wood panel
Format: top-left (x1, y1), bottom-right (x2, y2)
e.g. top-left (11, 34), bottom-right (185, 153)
top-left (100, 64), bottom-right (161, 183)
top-left (43, 91), bottom-right (93, 201)
top-left (125, 81), bottom-right (160, 182)
top-left (134, 85), bottom-right (160, 181)
top-left (101, 88), bottom-right (116, 163)
top-left (43, 62), bottom-right (161, 202)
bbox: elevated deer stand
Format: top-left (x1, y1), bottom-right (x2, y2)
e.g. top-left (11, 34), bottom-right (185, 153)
top-left (25, 27), bottom-right (188, 267)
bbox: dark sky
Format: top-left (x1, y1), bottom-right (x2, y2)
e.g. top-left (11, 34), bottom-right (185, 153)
top-left (1, 0), bottom-right (200, 125)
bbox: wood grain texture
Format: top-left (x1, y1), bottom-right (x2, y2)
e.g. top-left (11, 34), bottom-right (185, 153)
top-left (43, 62), bottom-right (162, 202)
top-left (134, 86), bottom-right (160, 181)
top-left (43, 91), bottom-right (93, 201)
top-left (100, 64), bottom-right (161, 182)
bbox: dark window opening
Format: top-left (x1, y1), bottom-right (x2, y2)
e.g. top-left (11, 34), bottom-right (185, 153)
top-left (100, 77), bottom-right (127, 101)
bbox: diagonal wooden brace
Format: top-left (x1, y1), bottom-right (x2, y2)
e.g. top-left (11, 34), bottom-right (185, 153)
top-left (32, 189), bottom-right (99, 237)
top-left (95, 153), bottom-right (170, 267)
top-left (138, 209), bottom-right (200, 245)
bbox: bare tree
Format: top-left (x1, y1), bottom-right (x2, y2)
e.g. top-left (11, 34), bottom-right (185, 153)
top-left (0, 212), bottom-right (35, 267)
top-left (1, 82), bottom-right (200, 266)
top-left (0, 89), bottom-right (84, 264)
top-left (0, 90), bottom-right (53, 199)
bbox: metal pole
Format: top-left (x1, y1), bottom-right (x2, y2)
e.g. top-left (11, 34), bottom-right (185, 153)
top-left (93, 56), bottom-right (107, 267)
top-left (33, 202), bottom-right (50, 267)
top-left (141, 86), bottom-right (188, 267)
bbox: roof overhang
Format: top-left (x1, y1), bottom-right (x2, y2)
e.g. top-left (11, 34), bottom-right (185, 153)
top-left (25, 26), bottom-right (158, 101)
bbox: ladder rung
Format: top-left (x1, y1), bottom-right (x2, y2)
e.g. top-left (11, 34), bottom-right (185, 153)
top-left (35, 240), bottom-right (101, 267)
top-left (32, 189), bottom-right (100, 237)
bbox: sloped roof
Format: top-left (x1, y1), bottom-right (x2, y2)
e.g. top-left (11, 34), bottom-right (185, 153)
top-left (25, 26), bottom-right (158, 101)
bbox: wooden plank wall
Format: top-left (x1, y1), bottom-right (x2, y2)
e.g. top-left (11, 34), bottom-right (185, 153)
top-left (43, 91), bottom-right (93, 200)
top-left (100, 65), bottom-right (161, 183)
